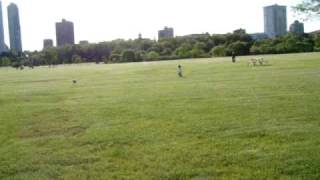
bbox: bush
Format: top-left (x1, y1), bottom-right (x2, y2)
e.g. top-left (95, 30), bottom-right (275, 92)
top-left (211, 45), bottom-right (226, 57)
top-left (146, 51), bottom-right (160, 61)
top-left (175, 43), bottom-right (192, 58)
top-left (191, 47), bottom-right (205, 58)
top-left (135, 51), bottom-right (146, 62)
top-left (250, 44), bottom-right (261, 55)
top-left (314, 35), bottom-right (320, 48)
top-left (121, 50), bottom-right (136, 62)
top-left (11, 62), bottom-right (21, 69)
top-left (0, 57), bottom-right (11, 66)
top-left (72, 55), bottom-right (83, 64)
top-left (110, 54), bottom-right (121, 62)
top-left (102, 56), bottom-right (110, 64)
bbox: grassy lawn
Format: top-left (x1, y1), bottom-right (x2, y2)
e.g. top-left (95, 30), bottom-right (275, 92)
top-left (0, 53), bottom-right (320, 179)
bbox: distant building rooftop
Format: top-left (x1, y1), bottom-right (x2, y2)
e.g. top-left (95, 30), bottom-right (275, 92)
top-left (264, 4), bottom-right (286, 8)
top-left (79, 40), bottom-right (89, 45)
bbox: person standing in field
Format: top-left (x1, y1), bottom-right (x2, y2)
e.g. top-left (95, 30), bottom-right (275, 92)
top-left (178, 65), bottom-right (183, 77)
top-left (232, 51), bottom-right (236, 63)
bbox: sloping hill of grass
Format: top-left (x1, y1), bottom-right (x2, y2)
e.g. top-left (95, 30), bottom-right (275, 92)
top-left (0, 53), bottom-right (320, 179)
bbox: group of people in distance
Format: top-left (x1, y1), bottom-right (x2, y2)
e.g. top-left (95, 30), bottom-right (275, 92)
top-left (177, 52), bottom-right (237, 78)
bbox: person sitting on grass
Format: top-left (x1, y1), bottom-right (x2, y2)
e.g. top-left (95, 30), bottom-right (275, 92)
top-left (178, 65), bottom-right (183, 78)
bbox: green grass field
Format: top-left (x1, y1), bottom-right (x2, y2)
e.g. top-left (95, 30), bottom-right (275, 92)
top-left (0, 53), bottom-right (320, 179)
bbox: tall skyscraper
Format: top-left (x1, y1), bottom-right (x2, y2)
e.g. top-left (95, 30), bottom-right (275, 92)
top-left (0, 1), bottom-right (6, 53)
top-left (56, 19), bottom-right (75, 47)
top-left (43, 39), bottom-right (53, 49)
top-left (8, 3), bottom-right (22, 52)
top-left (264, 4), bottom-right (287, 38)
top-left (158, 27), bottom-right (174, 40)
top-left (290, 20), bottom-right (304, 35)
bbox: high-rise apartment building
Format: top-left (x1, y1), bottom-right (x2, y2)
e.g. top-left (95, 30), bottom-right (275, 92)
top-left (0, 1), bottom-right (6, 53)
top-left (43, 39), bottom-right (53, 49)
top-left (56, 19), bottom-right (74, 46)
top-left (264, 4), bottom-right (287, 38)
top-left (290, 20), bottom-right (304, 35)
top-left (158, 27), bottom-right (174, 40)
top-left (8, 3), bottom-right (22, 52)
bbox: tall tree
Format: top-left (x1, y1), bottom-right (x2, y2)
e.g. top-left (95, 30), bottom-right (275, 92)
top-left (295, 0), bottom-right (320, 19)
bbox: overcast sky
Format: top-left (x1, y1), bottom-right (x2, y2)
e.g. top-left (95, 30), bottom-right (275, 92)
top-left (1, 0), bottom-right (319, 51)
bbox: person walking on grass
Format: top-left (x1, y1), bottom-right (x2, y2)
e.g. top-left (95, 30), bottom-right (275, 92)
top-left (232, 51), bottom-right (236, 63)
top-left (178, 64), bottom-right (183, 78)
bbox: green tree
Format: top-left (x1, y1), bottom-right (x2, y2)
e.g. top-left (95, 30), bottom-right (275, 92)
top-left (295, 0), bottom-right (320, 19)
top-left (146, 51), bottom-right (159, 61)
top-left (226, 41), bottom-right (250, 55)
top-left (9, 27), bottom-right (316, 66)
top-left (102, 56), bottom-right (109, 64)
top-left (314, 34), bottom-right (320, 50)
top-left (110, 51), bottom-right (121, 62)
top-left (42, 49), bottom-right (58, 65)
top-left (72, 54), bottom-right (83, 64)
top-left (135, 51), bottom-right (146, 61)
top-left (194, 42), bottom-right (206, 50)
top-left (211, 45), bottom-right (226, 57)
top-left (0, 57), bottom-right (11, 66)
top-left (121, 50), bottom-right (136, 62)
top-left (190, 47), bottom-right (205, 58)
top-left (175, 43), bottom-right (192, 58)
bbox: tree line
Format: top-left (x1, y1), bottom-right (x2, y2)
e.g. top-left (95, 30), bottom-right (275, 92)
top-left (0, 29), bottom-right (319, 67)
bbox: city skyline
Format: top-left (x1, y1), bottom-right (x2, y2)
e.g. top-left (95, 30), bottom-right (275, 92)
top-left (0, 0), bottom-right (319, 51)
